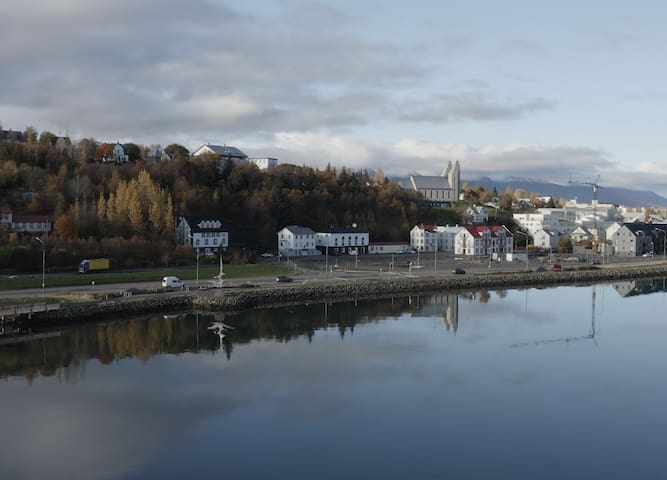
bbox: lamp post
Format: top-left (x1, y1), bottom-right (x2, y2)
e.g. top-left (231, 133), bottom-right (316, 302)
top-left (656, 228), bottom-right (666, 258)
top-left (34, 237), bottom-right (45, 296)
top-left (188, 235), bottom-right (199, 287)
top-left (515, 230), bottom-right (529, 269)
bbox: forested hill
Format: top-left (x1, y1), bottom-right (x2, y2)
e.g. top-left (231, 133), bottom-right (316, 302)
top-left (0, 139), bottom-right (430, 268)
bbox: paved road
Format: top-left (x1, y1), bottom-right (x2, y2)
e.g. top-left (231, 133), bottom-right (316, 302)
top-left (1, 254), bottom-right (664, 300)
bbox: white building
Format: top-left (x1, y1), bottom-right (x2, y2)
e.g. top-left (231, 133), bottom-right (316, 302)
top-left (399, 161), bottom-right (460, 206)
top-left (277, 226), bottom-right (318, 256)
top-left (513, 208), bottom-right (577, 237)
top-left (410, 224), bottom-right (464, 252)
top-left (533, 229), bottom-right (560, 249)
top-left (316, 227), bottom-right (369, 255)
top-left (191, 144), bottom-right (248, 166)
top-left (111, 143), bottom-right (129, 163)
top-left (11, 215), bottom-right (52, 234)
top-left (454, 225), bottom-right (514, 257)
top-left (249, 157), bottom-right (278, 170)
top-left (463, 205), bottom-right (489, 224)
top-left (410, 225), bottom-right (438, 252)
top-left (176, 216), bottom-right (229, 255)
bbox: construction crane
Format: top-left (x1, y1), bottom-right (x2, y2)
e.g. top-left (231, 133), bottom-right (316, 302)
top-left (510, 286), bottom-right (597, 349)
top-left (569, 174), bottom-right (601, 247)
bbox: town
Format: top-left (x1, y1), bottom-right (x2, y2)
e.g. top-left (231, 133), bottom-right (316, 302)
top-left (1, 126), bottom-right (665, 278)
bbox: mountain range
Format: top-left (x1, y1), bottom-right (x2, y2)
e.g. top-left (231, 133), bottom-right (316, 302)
top-left (466, 177), bottom-right (667, 208)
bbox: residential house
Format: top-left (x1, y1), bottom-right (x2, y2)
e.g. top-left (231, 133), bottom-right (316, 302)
top-left (436, 225), bottom-right (465, 252)
top-left (399, 161), bottom-right (460, 206)
top-left (176, 216), bottom-right (229, 255)
top-left (410, 224), bottom-right (438, 252)
top-left (101, 142), bottom-right (129, 163)
top-left (12, 215), bottom-right (52, 234)
top-left (533, 229), bottom-right (561, 249)
top-left (249, 157), bottom-right (278, 170)
top-left (570, 226), bottom-right (593, 243)
top-left (315, 226), bottom-right (369, 255)
top-left (611, 223), bottom-right (666, 256)
top-left (191, 144), bottom-right (248, 167)
top-left (277, 226), bottom-right (318, 257)
top-left (454, 225), bottom-right (514, 257)
top-left (463, 205), bottom-right (489, 224)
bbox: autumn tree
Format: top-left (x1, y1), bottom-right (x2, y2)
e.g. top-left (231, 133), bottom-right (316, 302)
top-left (53, 214), bottom-right (80, 240)
top-left (95, 143), bottom-right (113, 161)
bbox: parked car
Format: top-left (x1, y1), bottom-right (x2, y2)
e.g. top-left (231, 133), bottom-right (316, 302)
top-left (590, 259), bottom-right (601, 265)
top-left (452, 268), bottom-right (466, 274)
top-left (276, 275), bottom-right (293, 283)
top-left (534, 266), bottom-right (547, 272)
top-left (162, 276), bottom-right (185, 289)
top-left (548, 263), bottom-right (562, 271)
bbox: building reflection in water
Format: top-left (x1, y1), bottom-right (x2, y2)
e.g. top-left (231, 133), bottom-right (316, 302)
top-left (0, 289), bottom-right (507, 382)
top-left (613, 278), bottom-right (667, 298)
top-left (406, 293), bottom-right (459, 333)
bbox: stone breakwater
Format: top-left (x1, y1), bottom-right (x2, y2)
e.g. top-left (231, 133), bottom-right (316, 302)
top-left (19, 263), bottom-right (667, 326)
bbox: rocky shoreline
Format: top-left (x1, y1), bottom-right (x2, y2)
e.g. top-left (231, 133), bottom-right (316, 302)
top-left (13, 262), bottom-right (667, 327)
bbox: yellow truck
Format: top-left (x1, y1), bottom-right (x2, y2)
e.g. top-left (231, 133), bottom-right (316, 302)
top-left (79, 258), bottom-right (110, 274)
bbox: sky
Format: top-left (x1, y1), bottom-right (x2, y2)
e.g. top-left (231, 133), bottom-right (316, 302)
top-left (1, 0), bottom-right (667, 193)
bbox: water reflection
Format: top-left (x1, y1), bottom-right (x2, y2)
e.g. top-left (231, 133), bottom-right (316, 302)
top-left (4, 283), bottom-right (667, 479)
top-left (0, 291), bottom-right (484, 381)
top-left (613, 277), bottom-right (667, 297)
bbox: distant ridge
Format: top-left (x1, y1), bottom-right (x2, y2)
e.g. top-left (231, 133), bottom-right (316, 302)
top-left (466, 177), bottom-right (667, 207)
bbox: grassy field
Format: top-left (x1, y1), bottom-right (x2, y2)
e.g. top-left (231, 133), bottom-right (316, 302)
top-left (0, 263), bottom-right (293, 291)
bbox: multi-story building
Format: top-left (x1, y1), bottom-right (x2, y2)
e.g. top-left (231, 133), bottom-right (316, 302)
top-left (277, 226), bottom-right (318, 256)
top-left (176, 216), bottom-right (229, 255)
top-left (315, 226), bottom-right (369, 255)
top-left (454, 225), bottom-right (514, 257)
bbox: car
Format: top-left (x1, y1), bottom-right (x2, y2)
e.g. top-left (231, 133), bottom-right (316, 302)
top-left (452, 268), bottom-right (466, 274)
top-left (260, 252), bottom-right (274, 258)
top-left (534, 266), bottom-right (547, 272)
top-left (276, 275), bottom-right (293, 283)
top-left (548, 263), bottom-right (562, 271)
top-left (590, 259), bottom-right (601, 265)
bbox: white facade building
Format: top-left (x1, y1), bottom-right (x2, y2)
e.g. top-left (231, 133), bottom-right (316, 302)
top-left (533, 229), bottom-right (560, 249)
top-left (454, 225), bottom-right (514, 257)
top-left (315, 227), bottom-right (369, 255)
top-left (249, 157), bottom-right (278, 170)
top-left (513, 208), bottom-right (577, 237)
top-left (176, 216), bottom-right (229, 255)
top-left (277, 226), bottom-right (318, 256)
top-left (410, 224), bottom-right (464, 252)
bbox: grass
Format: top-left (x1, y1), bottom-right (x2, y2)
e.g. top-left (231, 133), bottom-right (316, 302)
top-left (0, 263), bottom-right (293, 291)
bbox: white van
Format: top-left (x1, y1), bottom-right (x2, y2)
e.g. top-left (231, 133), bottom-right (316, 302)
top-left (162, 276), bottom-right (185, 289)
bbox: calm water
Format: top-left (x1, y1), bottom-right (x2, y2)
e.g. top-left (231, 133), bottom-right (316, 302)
top-left (2, 279), bottom-right (667, 479)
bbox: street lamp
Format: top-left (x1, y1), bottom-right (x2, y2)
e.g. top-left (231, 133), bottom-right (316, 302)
top-left (188, 234), bottom-right (199, 287)
top-left (515, 230), bottom-right (529, 269)
top-left (34, 237), bottom-right (45, 296)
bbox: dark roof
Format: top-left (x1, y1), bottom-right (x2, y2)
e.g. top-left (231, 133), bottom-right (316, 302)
top-left (282, 225), bottom-right (316, 236)
top-left (323, 226), bottom-right (369, 234)
top-left (194, 144), bottom-right (247, 158)
top-left (181, 215), bottom-right (227, 233)
top-left (0, 130), bottom-right (24, 142)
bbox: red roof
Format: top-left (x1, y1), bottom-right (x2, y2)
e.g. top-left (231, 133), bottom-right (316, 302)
top-left (415, 224), bottom-right (437, 233)
top-left (0, 206), bottom-right (11, 214)
top-left (463, 225), bottom-right (512, 237)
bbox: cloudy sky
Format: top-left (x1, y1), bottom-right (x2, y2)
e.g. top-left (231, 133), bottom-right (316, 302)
top-left (1, 0), bottom-right (666, 192)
